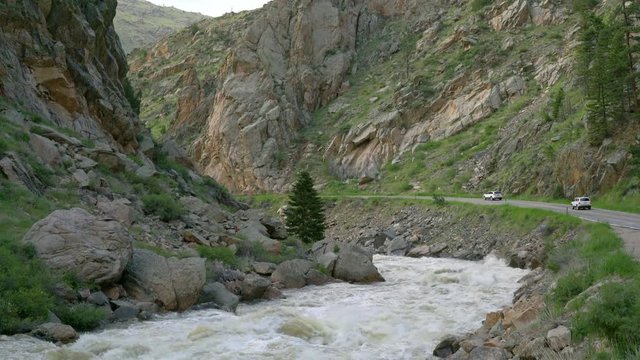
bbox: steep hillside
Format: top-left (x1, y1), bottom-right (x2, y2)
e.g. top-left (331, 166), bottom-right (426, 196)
top-left (0, 0), bottom-right (316, 337)
top-left (130, 0), bottom-right (639, 207)
top-left (114, 0), bottom-right (207, 53)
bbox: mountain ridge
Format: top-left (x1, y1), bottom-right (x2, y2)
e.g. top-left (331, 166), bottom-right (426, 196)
top-left (114, 0), bottom-right (208, 53)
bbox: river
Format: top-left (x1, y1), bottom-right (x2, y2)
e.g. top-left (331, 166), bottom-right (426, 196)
top-left (0, 255), bottom-right (529, 360)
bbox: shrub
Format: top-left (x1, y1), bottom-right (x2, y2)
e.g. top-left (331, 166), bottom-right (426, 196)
top-left (0, 246), bottom-right (53, 334)
top-left (432, 194), bottom-right (447, 206)
top-left (197, 246), bottom-right (239, 267)
top-left (573, 281), bottom-right (640, 353)
top-left (123, 78), bottom-right (141, 115)
top-left (471, 0), bottom-right (492, 12)
top-left (142, 194), bottom-right (185, 222)
top-left (552, 271), bottom-right (593, 307)
top-left (0, 138), bottom-right (7, 154)
top-left (54, 303), bottom-right (108, 331)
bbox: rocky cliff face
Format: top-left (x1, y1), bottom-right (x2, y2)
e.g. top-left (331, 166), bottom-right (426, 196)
top-left (0, 0), bottom-right (142, 152)
top-left (190, 0), bottom-right (390, 192)
top-left (131, 0), bottom-right (637, 197)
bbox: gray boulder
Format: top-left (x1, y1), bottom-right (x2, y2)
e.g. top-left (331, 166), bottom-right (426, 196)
top-left (253, 262), bottom-right (277, 275)
top-left (198, 282), bottom-right (240, 312)
top-left (387, 236), bottom-right (411, 256)
top-left (271, 259), bottom-right (313, 289)
top-left (468, 346), bottom-right (510, 360)
top-left (316, 252), bottom-right (338, 274)
top-left (32, 323), bottom-right (78, 344)
top-left (22, 208), bottom-right (133, 285)
top-left (433, 335), bottom-right (461, 358)
top-left (333, 244), bottom-right (385, 283)
top-left (547, 325), bottom-right (571, 351)
top-left (123, 249), bottom-right (206, 311)
top-left (240, 274), bottom-right (271, 301)
top-left (112, 301), bottom-right (140, 321)
top-left (87, 291), bottom-right (109, 306)
top-left (260, 216), bottom-right (288, 239)
top-left (97, 198), bottom-right (136, 226)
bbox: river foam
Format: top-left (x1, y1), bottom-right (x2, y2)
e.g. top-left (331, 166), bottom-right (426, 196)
top-left (0, 255), bottom-right (528, 360)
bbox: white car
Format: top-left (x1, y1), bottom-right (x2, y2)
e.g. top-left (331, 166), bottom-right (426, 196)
top-left (483, 191), bottom-right (503, 201)
top-left (571, 197), bottom-right (591, 210)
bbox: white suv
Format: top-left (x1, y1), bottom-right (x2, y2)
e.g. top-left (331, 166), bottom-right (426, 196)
top-left (571, 197), bottom-right (591, 210)
top-left (483, 191), bottom-right (503, 201)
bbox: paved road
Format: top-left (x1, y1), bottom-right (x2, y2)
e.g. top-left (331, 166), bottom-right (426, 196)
top-left (339, 195), bottom-right (640, 258)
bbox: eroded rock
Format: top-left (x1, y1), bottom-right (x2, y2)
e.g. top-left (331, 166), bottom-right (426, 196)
top-left (23, 208), bottom-right (133, 285)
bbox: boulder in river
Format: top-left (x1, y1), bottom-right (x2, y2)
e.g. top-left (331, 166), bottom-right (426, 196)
top-left (22, 208), bottom-right (133, 285)
top-left (313, 241), bottom-right (384, 283)
top-left (198, 282), bottom-right (240, 312)
top-left (271, 259), bottom-right (313, 289)
top-left (123, 249), bottom-right (206, 311)
top-left (31, 323), bottom-right (78, 344)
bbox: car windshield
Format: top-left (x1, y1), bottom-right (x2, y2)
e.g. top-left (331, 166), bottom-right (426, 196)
top-left (494, 192), bottom-right (502, 195)
top-left (580, 197), bottom-right (590, 201)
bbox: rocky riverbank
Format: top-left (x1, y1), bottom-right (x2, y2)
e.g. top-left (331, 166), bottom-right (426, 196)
top-left (323, 198), bottom-right (591, 359)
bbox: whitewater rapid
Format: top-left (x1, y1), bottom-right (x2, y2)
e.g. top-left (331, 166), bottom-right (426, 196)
top-left (0, 255), bottom-right (529, 360)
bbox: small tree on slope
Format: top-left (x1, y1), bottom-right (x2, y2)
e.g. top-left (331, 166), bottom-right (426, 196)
top-left (285, 171), bottom-right (326, 244)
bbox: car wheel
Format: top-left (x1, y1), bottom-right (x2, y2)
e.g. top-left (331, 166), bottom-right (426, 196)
top-left (572, 206), bottom-right (575, 210)
top-left (588, 206), bottom-right (591, 210)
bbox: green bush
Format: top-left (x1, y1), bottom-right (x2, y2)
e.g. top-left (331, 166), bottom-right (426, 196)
top-left (236, 240), bottom-right (301, 264)
top-left (471, 0), bottom-right (492, 12)
top-left (552, 271), bottom-right (593, 307)
top-left (432, 194), bottom-right (446, 206)
top-left (0, 246), bottom-right (53, 334)
top-left (574, 281), bottom-right (640, 354)
top-left (123, 78), bottom-right (141, 115)
top-left (142, 194), bottom-right (185, 222)
top-left (54, 303), bottom-right (108, 332)
top-left (0, 138), bottom-right (7, 154)
top-left (197, 245), bottom-right (239, 267)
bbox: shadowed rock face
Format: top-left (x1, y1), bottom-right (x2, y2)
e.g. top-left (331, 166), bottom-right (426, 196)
top-left (0, 0), bottom-right (142, 151)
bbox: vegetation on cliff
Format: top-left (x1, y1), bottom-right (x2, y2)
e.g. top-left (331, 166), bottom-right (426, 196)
top-left (114, 0), bottom-right (207, 53)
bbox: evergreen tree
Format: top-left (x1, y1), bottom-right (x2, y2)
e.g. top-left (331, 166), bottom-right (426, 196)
top-left (285, 171), bottom-right (326, 244)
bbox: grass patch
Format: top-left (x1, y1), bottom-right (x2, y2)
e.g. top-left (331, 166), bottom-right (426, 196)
top-left (54, 303), bottom-right (108, 332)
top-left (548, 222), bottom-right (640, 356)
top-left (197, 245), bottom-right (239, 267)
top-left (142, 193), bottom-right (185, 222)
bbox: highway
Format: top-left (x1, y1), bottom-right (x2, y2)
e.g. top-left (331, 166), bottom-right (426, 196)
top-left (339, 195), bottom-right (640, 258)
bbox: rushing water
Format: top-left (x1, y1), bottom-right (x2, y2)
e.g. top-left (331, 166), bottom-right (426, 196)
top-left (0, 255), bottom-right (529, 360)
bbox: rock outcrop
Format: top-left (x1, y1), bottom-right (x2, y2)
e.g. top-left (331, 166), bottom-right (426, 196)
top-left (123, 249), bottom-right (206, 311)
top-left (22, 208), bottom-right (133, 285)
top-left (0, 0), bottom-right (142, 152)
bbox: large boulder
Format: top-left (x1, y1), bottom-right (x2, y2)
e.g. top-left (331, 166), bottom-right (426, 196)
top-left (198, 282), bottom-right (240, 313)
top-left (468, 346), bottom-right (510, 360)
top-left (31, 323), bottom-right (78, 344)
top-left (22, 208), bottom-right (133, 285)
top-left (271, 259), bottom-right (314, 289)
top-left (333, 244), bottom-right (385, 283)
top-left (123, 249), bottom-right (206, 311)
top-left (240, 274), bottom-right (272, 301)
top-left (260, 216), bottom-right (288, 239)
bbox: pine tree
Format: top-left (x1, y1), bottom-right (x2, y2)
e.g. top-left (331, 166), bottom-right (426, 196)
top-left (285, 171), bottom-right (326, 244)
